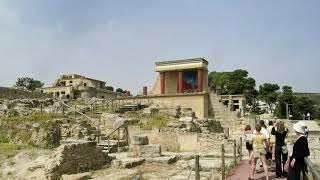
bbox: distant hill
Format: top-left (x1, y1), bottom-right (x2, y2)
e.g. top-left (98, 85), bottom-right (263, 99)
top-left (294, 93), bottom-right (320, 106)
top-left (0, 87), bottom-right (48, 100)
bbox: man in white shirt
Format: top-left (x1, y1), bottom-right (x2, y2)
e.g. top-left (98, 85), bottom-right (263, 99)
top-left (254, 120), bottom-right (270, 139)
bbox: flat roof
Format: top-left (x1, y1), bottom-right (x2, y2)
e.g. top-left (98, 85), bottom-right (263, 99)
top-left (155, 58), bottom-right (209, 72)
top-left (155, 58), bottom-right (208, 66)
top-left (59, 74), bottom-right (106, 83)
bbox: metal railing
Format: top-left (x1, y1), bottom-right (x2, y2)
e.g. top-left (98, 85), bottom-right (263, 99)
top-left (305, 157), bottom-right (320, 180)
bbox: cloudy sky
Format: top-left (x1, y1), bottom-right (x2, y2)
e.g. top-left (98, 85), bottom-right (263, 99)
top-left (0, 0), bottom-right (319, 94)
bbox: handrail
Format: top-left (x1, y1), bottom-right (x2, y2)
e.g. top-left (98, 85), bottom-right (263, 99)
top-left (105, 125), bottom-right (123, 138)
top-left (305, 157), bottom-right (320, 180)
top-left (60, 100), bottom-right (95, 122)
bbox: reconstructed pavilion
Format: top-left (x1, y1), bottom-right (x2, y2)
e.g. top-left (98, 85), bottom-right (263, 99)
top-left (119, 58), bottom-right (246, 119)
top-left (152, 58), bottom-right (208, 95)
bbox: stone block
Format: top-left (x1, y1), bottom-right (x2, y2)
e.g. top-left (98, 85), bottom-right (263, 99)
top-left (179, 117), bottom-right (193, 123)
top-left (129, 144), bottom-right (161, 158)
top-left (131, 135), bottom-right (149, 145)
top-left (112, 158), bottom-right (145, 168)
top-left (146, 155), bottom-right (178, 164)
top-left (62, 172), bottom-right (91, 180)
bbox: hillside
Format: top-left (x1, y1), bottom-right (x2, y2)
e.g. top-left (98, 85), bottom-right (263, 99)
top-left (0, 87), bottom-right (48, 100)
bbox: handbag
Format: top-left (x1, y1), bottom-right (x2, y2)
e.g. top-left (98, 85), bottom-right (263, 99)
top-left (284, 159), bottom-right (290, 172)
top-left (266, 151), bottom-right (272, 160)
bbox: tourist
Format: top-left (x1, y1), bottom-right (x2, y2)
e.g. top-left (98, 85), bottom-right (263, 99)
top-left (271, 121), bottom-right (288, 178)
top-left (286, 121), bottom-right (310, 180)
top-left (244, 125), bottom-right (253, 163)
top-left (253, 120), bottom-right (270, 170)
top-left (254, 120), bottom-right (270, 139)
top-left (296, 121), bottom-right (309, 138)
top-left (267, 121), bottom-right (276, 163)
top-left (249, 124), bottom-right (270, 180)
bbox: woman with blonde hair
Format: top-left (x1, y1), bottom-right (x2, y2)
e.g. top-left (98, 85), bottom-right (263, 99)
top-left (249, 124), bottom-right (269, 180)
top-left (271, 121), bottom-right (288, 178)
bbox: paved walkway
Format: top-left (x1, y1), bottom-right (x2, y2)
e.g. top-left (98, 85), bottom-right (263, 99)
top-left (226, 160), bottom-right (286, 180)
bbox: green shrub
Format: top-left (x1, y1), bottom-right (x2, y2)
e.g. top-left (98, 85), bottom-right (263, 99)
top-left (139, 114), bottom-right (169, 130)
top-left (0, 130), bottom-right (9, 143)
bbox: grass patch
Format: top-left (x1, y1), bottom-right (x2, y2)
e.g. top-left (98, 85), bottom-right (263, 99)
top-left (0, 113), bottom-right (65, 148)
top-left (139, 114), bottom-right (169, 130)
top-left (0, 113), bottom-right (67, 122)
top-left (0, 143), bottom-right (32, 152)
top-left (0, 131), bottom-right (9, 143)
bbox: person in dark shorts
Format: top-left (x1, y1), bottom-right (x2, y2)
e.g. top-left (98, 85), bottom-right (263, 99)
top-left (244, 125), bottom-right (253, 163)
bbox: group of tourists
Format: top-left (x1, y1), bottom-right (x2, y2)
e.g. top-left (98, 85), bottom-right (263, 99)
top-left (244, 120), bottom-right (310, 180)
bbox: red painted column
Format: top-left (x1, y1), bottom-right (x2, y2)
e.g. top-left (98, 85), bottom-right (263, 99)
top-left (198, 68), bottom-right (203, 92)
top-left (160, 72), bottom-right (165, 94)
top-left (178, 71), bottom-right (184, 93)
top-left (143, 86), bottom-right (147, 96)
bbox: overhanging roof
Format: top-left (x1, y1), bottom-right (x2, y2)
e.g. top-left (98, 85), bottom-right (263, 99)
top-left (155, 58), bottom-right (208, 72)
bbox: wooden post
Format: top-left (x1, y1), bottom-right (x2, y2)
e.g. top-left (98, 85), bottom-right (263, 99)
top-left (62, 104), bottom-right (65, 115)
top-left (124, 127), bottom-right (129, 146)
top-left (240, 137), bottom-right (242, 160)
top-left (195, 155), bottom-right (200, 180)
top-left (108, 137), bottom-right (110, 152)
top-left (74, 105), bottom-right (77, 119)
top-left (111, 100), bottom-right (114, 111)
top-left (40, 103), bottom-right (43, 114)
top-left (97, 124), bottom-right (100, 144)
top-left (222, 144), bottom-right (225, 180)
top-left (233, 139), bottom-right (237, 166)
top-left (117, 128), bottom-right (120, 148)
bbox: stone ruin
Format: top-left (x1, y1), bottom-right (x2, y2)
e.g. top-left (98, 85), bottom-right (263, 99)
top-left (128, 135), bottom-right (161, 158)
top-left (45, 140), bottom-right (111, 180)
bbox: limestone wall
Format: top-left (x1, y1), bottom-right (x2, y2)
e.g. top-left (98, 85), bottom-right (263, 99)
top-left (45, 141), bottom-right (108, 180)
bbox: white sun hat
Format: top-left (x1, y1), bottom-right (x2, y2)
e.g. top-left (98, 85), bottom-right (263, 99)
top-left (293, 121), bottom-right (306, 134)
top-left (296, 121), bottom-right (307, 127)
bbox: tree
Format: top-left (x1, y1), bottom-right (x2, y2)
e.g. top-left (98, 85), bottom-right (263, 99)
top-left (275, 86), bottom-right (295, 119)
top-left (15, 77), bottom-right (44, 91)
top-left (291, 97), bottom-right (316, 120)
top-left (275, 85), bottom-right (318, 119)
top-left (116, 88), bottom-right (124, 93)
top-left (259, 83), bottom-right (280, 113)
top-left (208, 69), bottom-right (257, 104)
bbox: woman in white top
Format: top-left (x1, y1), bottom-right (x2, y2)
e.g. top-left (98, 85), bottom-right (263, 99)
top-left (244, 125), bottom-right (253, 162)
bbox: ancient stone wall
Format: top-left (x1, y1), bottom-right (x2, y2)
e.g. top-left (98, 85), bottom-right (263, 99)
top-left (119, 93), bottom-right (208, 118)
top-left (45, 141), bottom-right (108, 180)
top-left (127, 126), bottom-right (236, 153)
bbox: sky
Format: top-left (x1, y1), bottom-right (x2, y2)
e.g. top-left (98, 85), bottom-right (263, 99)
top-left (0, 0), bottom-right (319, 94)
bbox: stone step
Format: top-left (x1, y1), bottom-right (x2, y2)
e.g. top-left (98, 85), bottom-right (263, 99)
top-left (146, 155), bottom-right (178, 164)
top-left (102, 147), bottom-right (117, 153)
top-left (117, 146), bottom-right (129, 153)
top-left (99, 140), bottom-right (127, 147)
top-left (111, 158), bottom-right (145, 169)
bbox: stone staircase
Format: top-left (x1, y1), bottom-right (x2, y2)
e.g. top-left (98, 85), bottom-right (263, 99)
top-left (98, 139), bottom-right (128, 154)
top-left (209, 93), bottom-right (239, 120)
top-left (209, 93), bottom-right (247, 137)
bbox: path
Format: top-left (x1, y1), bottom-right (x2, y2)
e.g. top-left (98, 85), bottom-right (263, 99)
top-left (226, 160), bottom-right (286, 180)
